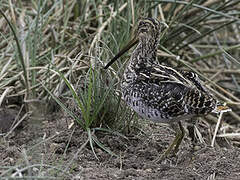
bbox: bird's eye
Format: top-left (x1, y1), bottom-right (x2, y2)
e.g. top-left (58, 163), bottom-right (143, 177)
top-left (139, 21), bottom-right (144, 26)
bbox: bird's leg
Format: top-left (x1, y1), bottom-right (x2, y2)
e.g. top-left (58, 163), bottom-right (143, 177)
top-left (154, 121), bottom-right (185, 162)
top-left (187, 117), bottom-right (198, 146)
top-left (172, 121), bottom-right (185, 155)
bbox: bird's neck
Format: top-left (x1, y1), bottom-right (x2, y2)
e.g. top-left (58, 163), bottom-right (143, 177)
top-left (129, 38), bottom-right (159, 69)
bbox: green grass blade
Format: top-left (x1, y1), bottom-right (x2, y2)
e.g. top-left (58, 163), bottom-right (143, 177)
top-left (0, 9), bottom-right (29, 95)
top-left (87, 128), bottom-right (99, 160)
top-left (41, 83), bottom-right (85, 129)
top-left (92, 134), bottom-right (117, 157)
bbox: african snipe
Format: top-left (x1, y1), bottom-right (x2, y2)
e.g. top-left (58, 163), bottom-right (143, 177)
top-left (104, 18), bottom-right (230, 161)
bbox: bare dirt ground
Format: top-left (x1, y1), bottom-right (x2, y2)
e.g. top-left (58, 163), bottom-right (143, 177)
top-left (1, 109), bottom-right (240, 180)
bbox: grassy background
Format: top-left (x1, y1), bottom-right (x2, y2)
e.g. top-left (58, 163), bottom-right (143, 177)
top-left (0, 0), bottom-right (240, 178)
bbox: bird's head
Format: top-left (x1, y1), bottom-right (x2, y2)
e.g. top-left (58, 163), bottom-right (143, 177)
top-left (137, 18), bottom-right (168, 42)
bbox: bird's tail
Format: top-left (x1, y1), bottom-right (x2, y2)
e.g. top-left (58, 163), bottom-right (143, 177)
top-left (212, 102), bottom-right (231, 113)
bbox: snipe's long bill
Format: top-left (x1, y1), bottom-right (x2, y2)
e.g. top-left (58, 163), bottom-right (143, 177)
top-left (104, 37), bottom-right (139, 69)
top-left (104, 20), bottom-right (168, 70)
top-left (104, 18), bottom-right (231, 161)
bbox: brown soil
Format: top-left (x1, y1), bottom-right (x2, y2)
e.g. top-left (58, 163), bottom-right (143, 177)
top-left (0, 109), bottom-right (240, 180)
